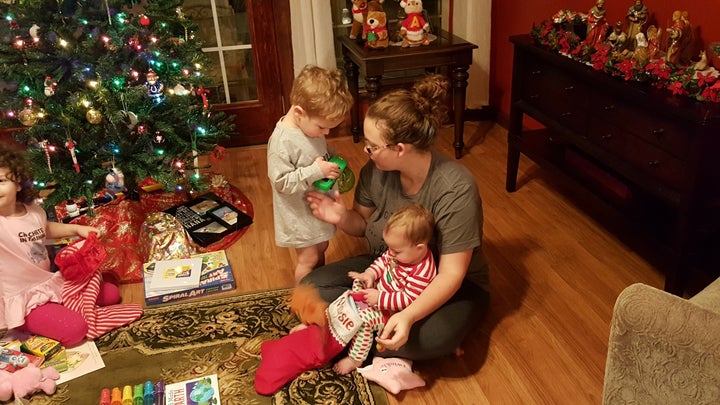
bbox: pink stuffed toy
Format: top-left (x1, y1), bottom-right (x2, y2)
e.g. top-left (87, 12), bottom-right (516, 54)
top-left (0, 364), bottom-right (60, 401)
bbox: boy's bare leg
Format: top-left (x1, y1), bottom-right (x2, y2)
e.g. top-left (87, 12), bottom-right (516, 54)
top-left (294, 241), bottom-right (328, 283)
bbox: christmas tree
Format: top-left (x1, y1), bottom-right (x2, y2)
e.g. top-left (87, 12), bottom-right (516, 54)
top-left (0, 0), bottom-right (234, 208)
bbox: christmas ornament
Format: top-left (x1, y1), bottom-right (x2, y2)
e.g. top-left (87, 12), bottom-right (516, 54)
top-left (139, 14), bottom-right (150, 26)
top-left (209, 145), bottom-right (226, 164)
top-left (86, 108), bottom-right (102, 124)
top-left (65, 139), bottom-right (80, 173)
top-left (18, 107), bottom-right (37, 126)
top-left (44, 76), bottom-right (57, 96)
top-left (123, 111), bottom-right (138, 129)
top-left (145, 70), bottom-right (165, 103)
top-left (197, 86), bottom-right (209, 110)
top-left (172, 83), bottom-right (189, 96)
top-left (153, 131), bottom-right (165, 144)
top-left (105, 167), bottom-right (125, 192)
top-left (40, 140), bottom-right (52, 173)
top-left (29, 24), bottom-right (40, 41)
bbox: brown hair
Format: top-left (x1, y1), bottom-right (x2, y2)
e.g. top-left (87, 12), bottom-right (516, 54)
top-left (0, 145), bottom-right (36, 204)
top-left (365, 74), bottom-right (449, 151)
top-left (384, 203), bottom-right (435, 245)
top-left (289, 65), bottom-right (354, 121)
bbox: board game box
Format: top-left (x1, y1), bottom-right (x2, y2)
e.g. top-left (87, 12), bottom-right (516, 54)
top-left (164, 192), bottom-right (253, 247)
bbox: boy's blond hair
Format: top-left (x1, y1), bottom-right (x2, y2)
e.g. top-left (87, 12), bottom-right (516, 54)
top-left (290, 65), bottom-right (353, 121)
top-left (384, 203), bottom-right (435, 246)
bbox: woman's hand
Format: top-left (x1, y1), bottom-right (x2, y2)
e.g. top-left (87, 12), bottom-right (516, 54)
top-left (306, 190), bottom-right (345, 225)
top-left (376, 310), bottom-right (413, 351)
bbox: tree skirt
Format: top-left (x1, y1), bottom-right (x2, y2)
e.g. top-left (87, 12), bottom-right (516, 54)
top-left (70, 181), bottom-right (254, 284)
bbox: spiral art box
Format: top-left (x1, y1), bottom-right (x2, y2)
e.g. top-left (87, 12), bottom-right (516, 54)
top-left (143, 250), bottom-right (236, 306)
top-left (163, 192), bottom-right (253, 247)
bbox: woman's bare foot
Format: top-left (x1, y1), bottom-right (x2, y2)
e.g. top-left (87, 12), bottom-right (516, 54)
top-left (333, 356), bottom-right (362, 375)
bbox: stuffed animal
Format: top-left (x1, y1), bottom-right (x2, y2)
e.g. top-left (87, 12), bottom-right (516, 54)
top-left (254, 285), bottom-right (364, 395)
top-left (0, 364), bottom-right (60, 401)
top-left (399, 0), bottom-right (430, 47)
top-left (349, 0), bottom-right (384, 40)
top-left (364, 2), bottom-right (389, 48)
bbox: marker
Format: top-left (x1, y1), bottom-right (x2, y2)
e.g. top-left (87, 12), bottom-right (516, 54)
top-left (154, 380), bottom-right (165, 405)
top-left (110, 387), bottom-right (122, 405)
top-left (99, 388), bottom-right (111, 405)
top-left (133, 384), bottom-right (144, 405)
top-left (122, 385), bottom-right (133, 405)
top-left (143, 381), bottom-right (155, 405)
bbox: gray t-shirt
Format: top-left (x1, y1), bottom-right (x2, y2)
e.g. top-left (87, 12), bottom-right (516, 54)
top-left (267, 119), bottom-right (336, 248)
top-left (355, 149), bottom-right (489, 291)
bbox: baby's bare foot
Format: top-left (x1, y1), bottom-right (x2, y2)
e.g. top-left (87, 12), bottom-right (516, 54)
top-left (454, 347), bottom-right (465, 357)
top-left (289, 323), bottom-right (308, 334)
top-left (333, 356), bottom-right (362, 375)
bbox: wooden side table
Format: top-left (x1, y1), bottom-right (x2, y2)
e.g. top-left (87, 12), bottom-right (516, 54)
top-left (339, 30), bottom-right (477, 159)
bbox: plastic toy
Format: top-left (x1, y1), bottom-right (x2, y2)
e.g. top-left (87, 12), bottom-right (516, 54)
top-left (313, 156), bottom-right (354, 192)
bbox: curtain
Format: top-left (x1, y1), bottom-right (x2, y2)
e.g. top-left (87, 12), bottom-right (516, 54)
top-left (289, 0), bottom-right (336, 75)
top-left (451, 0), bottom-right (491, 108)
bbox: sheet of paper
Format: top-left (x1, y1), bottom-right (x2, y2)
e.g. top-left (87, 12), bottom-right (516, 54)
top-left (56, 340), bottom-right (105, 385)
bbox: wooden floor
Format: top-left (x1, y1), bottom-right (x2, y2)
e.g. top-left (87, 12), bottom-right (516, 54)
top-left (119, 122), bottom-right (665, 404)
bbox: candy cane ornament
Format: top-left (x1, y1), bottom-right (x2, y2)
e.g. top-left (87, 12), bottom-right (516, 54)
top-left (40, 140), bottom-right (52, 173)
top-left (65, 139), bottom-right (80, 173)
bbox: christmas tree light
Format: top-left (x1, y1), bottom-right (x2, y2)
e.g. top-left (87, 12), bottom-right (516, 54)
top-left (0, 0), bottom-right (234, 207)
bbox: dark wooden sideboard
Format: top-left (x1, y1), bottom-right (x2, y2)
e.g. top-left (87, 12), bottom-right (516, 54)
top-left (507, 34), bottom-right (720, 295)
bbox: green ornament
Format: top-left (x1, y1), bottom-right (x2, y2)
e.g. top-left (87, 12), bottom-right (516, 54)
top-left (367, 31), bottom-right (377, 42)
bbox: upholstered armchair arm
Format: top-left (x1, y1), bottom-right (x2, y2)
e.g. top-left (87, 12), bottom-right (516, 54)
top-left (602, 282), bottom-right (720, 405)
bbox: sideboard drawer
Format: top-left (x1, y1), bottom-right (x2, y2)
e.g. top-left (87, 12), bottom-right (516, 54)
top-left (623, 135), bottom-right (692, 192)
top-left (592, 95), bottom-right (691, 160)
top-left (520, 59), bottom-right (589, 134)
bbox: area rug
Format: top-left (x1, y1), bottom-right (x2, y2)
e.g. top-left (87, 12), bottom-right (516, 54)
top-left (29, 289), bottom-right (388, 405)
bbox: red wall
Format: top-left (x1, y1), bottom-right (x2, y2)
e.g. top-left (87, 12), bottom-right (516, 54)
top-left (490, 0), bottom-right (720, 126)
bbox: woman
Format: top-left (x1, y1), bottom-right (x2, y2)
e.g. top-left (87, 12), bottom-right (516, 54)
top-left (303, 74), bottom-right (489, 360)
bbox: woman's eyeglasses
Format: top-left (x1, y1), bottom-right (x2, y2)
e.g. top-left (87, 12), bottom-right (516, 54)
top-left (364, 143), bottom-right (393, 155)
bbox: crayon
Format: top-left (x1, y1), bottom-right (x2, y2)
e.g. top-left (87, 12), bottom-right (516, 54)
top-left (122, 385), bottom-right (133, 405)
top-left (133, 384), bottom-right (144, 405)
top-left (143, 380), bottom-right (155, 405)
top-left (154, 380), bottom-right (165, 405)
top-left (99, 388), bottom-right (111, 405)
top-left (110, 387), bottom-right (122, 405)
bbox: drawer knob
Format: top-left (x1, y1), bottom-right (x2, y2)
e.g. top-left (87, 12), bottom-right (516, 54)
top-left (601, 133), bottom-right (613, 140)
top-left (651, 128), bottom-right (665, 137)
top-left (564, 86), bottom-right (575, 91)
top-left (603, 104), bottom-right (615, 111)
top-left (560, 112), bottom-right (572, 117)
top-left (531, 69), bottom-right (542, 75)
top-left (529, 94), bottom-right (540, 100)
top-left (648, 160), bottom-right (660, 167)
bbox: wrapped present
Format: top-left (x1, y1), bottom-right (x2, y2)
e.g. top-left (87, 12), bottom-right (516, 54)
top-left (66, 178), bottom-right (253, 283)
top-left (139, 212), bottom-right (196, 262)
